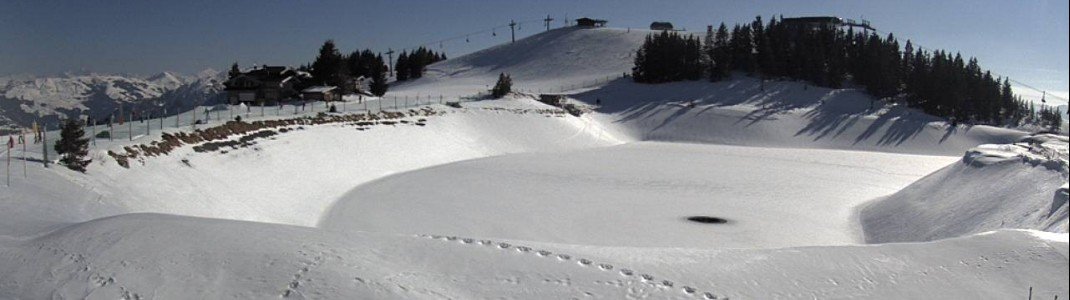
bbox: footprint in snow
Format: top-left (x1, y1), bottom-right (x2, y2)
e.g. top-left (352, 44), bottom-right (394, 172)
top-left (578, 259), bottom-right (592, 266)
top-left (598, 263), bottom-right (613, 271)
top-left (498, 242), bottom-right (511, 249)
top-left (619, 269), bottom-right (634, 276)
top-left (556, 254), bottom-right (571, 261)
top-left (536, 250), bottom-right (552, 257)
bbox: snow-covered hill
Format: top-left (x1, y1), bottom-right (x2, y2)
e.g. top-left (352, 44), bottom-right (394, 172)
top-left (0, 70), bottom-right (224, 134)
top-left (395, 26), bottom-right (1027, 156)
top-left (861, 134), bottom-right (1069, 243)
top-left (393, 27), bottom-right (651, 96)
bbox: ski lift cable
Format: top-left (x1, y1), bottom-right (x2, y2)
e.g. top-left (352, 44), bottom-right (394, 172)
top-left (392, 18), bottom-right (545, 53)
top-left (873, 28), bottom-right (1065, 102)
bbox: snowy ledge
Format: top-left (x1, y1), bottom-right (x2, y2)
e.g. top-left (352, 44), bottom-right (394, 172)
top-left (964, 133), bottom-right (1069, 174)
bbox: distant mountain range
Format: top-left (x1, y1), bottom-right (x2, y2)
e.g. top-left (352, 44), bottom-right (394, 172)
top-left (1, 70), bottom-right (226, 133)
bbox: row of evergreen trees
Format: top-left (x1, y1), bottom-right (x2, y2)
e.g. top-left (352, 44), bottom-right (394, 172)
top-left (631, 32), bottom-right (703, 83)
top-left (395, 47), bottom-right (447, 81)
top-left (632, 16), bottom-right (1063, 129)
top-left (308, 40), bottom-right (389, 96)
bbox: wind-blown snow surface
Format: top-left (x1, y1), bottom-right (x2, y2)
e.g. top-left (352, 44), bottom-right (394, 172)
top-left (3, 214), bottom-right (1065, 299)
top-left (862, 134), bottom-right (1070, 243)
top-left (322, 142), bottom-right (956, 249)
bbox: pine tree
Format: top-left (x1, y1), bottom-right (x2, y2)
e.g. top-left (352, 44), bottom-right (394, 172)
top-left (369, 54), bottom-right (389, 96)
top-left (409, 47), bottom-right (427, 79)
top-left (702, 25), bottom-right (716, 81)
top-left (395, 51), bottom-right (410, 81)
top-left (311, 40), bottom-right (345, 86)
top-left (228, 62), bottom-right (241, 79)
top-left (752, 16), bottom-right (774, 80)
top-left (491, 73), bottom-right (512, 98)
top-left (711, 23), bottom-right (732, 81)
top-left (54, 118), bottom-right (91, 173)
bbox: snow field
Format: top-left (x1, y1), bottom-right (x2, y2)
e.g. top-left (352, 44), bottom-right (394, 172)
top-left (321, 141), bottom-right (958, 249)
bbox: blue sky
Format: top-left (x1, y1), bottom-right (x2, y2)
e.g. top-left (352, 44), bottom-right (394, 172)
top-left (2, 0), bottom-right (1067, 97)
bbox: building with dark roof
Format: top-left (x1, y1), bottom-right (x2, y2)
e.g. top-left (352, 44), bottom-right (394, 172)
top-left (575, 18), bottom-right (607, 27)
top-left (650, 22), bottom-right (674, 31)
top-left (223, 66), bottom-right (305, 105)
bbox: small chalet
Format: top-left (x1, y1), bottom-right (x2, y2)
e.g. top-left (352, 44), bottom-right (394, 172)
top-left (223, 66), bottom-right (305, 105)
top-left (650, 22), bottom-right (674, 31)
top-left (575, 18), bottom-right (607, 28)
top-left (301, 86), bottom-right (339, 102)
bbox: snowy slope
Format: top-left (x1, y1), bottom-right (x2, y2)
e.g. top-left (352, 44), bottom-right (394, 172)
top-left (392, 26), bottom-right (1026, 156)
top-left (392, 27), bottom-right (650, 96)
top-left (0, 97), bottom-right (622, 235)
top-left (861, 134), bottom-right (1069, 243)
top-left (1, 213), bottom-right (1065, 299)
top-left (570, 78), bottom-right (1027, 156)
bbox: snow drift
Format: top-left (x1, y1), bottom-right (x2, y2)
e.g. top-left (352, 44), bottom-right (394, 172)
top-left (861, 134), bottom-right (1069, 243)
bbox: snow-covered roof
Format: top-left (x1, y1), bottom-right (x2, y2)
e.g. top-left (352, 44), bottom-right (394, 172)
top-left (301, 86), bottom-right (337, 93)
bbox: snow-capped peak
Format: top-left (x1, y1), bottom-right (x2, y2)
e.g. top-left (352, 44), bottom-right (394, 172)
top-left (145, 71), bottom-right (187, 89)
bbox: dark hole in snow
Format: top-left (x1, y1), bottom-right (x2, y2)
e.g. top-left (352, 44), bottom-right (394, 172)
top-left (686, 216), bottom-right (728, 224)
